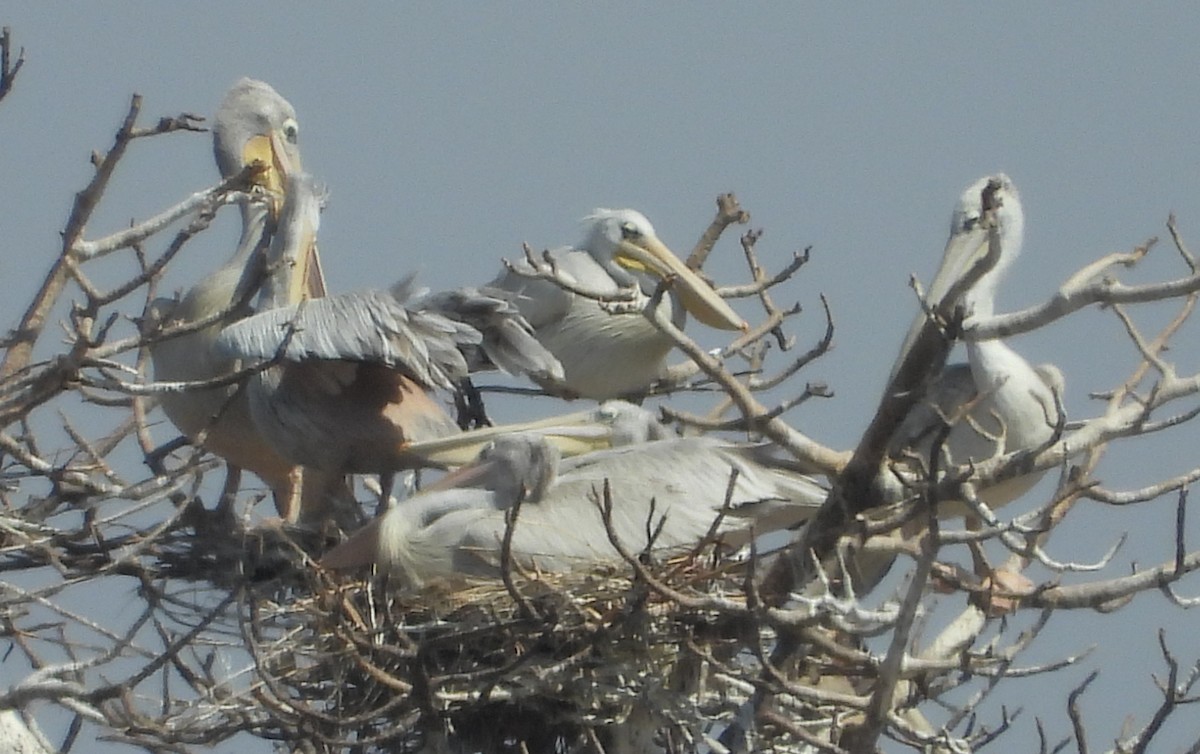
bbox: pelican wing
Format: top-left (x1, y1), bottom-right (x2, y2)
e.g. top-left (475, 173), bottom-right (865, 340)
top-left (554, 437), bottom-right (828, 545)
top-left (415, 285), bottom-right (564, 381)
top-left (887, 353), bottom-right (1062, 512)
top-left (330, 434), bottom-right (828, 584)
top-left (488, 247), bottom-right (587, 329)
top-left (888, 363), bottom-right (980, 464)
top-left (890, 358), bottom-right (1058, 468)
top-left (216, 286), bottom-right (478, 391)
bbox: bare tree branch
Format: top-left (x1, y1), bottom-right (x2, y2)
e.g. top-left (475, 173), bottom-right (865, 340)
top-left (0, 27), bottom-right (26, 105)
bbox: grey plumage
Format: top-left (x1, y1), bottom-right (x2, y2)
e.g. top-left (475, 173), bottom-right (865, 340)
top-left (413, 286), bottom-right (564, 383)
top-left (147, 78), bottom-right (348, 520)
top-left (210, 173), bottom-right (560, 494)
top-left (209, 174), bottom-right (464, 479)
top-left (217, 280), bottom-right (479, 392)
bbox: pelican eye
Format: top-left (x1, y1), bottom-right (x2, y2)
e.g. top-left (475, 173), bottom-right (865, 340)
top-left (281, 118), bottom-right (299, 145)
top-left (961, 213), bottom-right (980, 232)
top-left (619, 221), bottom-right (642, 240)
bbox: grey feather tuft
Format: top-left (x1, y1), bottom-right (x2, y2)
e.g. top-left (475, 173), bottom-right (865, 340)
top-left (415, 286), bottom-right (565, 381)
top-left (216, 287), bottom-right (478, 390)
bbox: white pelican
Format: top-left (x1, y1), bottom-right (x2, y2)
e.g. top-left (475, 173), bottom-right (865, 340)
top-left (214, 173), bottom-right (564, 516)
top-left (148, 78), bottom-right (341, 520)
top-left (399, 398), bottom-right (673, 466)
top-left (886, 175), bottom-right (1063, 514)
top-left (321, 429), bottom-right (828, 585)
top-left (489, 209), bottom-right (747, 399)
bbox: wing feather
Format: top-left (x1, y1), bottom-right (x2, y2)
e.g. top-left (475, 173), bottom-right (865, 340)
top-left (415, 285), bottom-right (564, 381)
top-left (216, 286), bottom-right (478, 390)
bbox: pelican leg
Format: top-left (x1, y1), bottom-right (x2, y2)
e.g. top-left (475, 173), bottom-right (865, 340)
top-left (275, 467), bottom-right (305, 523)
top-left (453, 377), bottom-right (492, 430)
top-left (214, 465), bottom-right (242, 521)
top-left (265, 467), bottom-right (360, 530)
top-left (376, 472), bottom-right (396, 517)
top-left (965, 526), bottom-right (1033, 616)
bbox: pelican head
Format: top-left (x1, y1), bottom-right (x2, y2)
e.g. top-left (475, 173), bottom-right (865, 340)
top-left (213, 78), bottom-right (301, 203)
top-left (590, 400), bottom-right (673, 444)
top-left (931, 174), bottom-right (1025, 317)
top-left (949, 175), bottom-right (1024, 245)
top-left (426, 432), bottom-right (561, 504)
top-left (582, 209), bottom-right (746, 331)
top-left (890, 174), bottom-right (1025, 380)
top-left (319, 433), bottom-right (562, 574)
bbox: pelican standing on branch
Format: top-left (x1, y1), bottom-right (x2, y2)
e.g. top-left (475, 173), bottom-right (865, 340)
top-left (148, 78), bottom-right (341, 521)
top-left (886, 174), bottom-right (1064, 515)
top-left (321, 427), bottom-right (828, 585)
top-left (490, 209), bottom-right (747, 399)
top-left (765, 175), bottom-right (1065, 604)
top-left (215, 174), bottom-right (563, 520)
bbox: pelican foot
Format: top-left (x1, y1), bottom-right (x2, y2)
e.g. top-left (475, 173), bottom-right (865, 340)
top-left (974, 567), bottom-right (1035, 617)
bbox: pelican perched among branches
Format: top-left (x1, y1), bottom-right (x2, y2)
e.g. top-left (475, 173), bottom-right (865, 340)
top-left (321, 428), bottom-right (828, 585)
top-left (765, 176), bottom-right (1065, 603)
top-left (215, 173), bottom-right (563, 521)
top-left (148, 78), bottom-right (340, 519)
top-left (886, 174), bottom-right (1064, 514)
top-left (490, 209), bottom-right (747, 399)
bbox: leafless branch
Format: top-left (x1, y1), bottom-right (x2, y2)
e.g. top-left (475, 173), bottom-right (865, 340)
top-left (0, 27), bottom-right (26, 105)
top-left (2, 95), bottom-right (204, 381)
top-left (686, 192), bottom-right (751, 271)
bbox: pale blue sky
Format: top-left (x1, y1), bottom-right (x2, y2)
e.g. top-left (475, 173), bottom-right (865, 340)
top-left (3, 5), bottom-right (1199, 751)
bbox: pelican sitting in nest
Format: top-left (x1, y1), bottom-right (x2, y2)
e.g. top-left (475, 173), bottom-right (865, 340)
top-left (322, 423), bottom-right (827, 586)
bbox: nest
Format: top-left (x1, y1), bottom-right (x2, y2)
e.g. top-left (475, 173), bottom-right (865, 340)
top-left (231, 546), bottom-right (837, 753)
top-left (121, 500), bottom-right (863, 753)
top-left (306, 567), bottom-right (715, 745)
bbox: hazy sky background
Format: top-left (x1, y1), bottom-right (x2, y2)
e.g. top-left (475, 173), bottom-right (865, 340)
top-left (2, 5), bottom-right (1199, 752)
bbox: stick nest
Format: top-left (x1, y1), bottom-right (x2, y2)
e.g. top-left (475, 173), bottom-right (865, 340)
top-left (232, 542), bottom-right (814, 753)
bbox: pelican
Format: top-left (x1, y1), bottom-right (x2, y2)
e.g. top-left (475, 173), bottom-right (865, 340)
top-left (148, 78), bottom-right (341, 520)
top-left (885, 174), bottom-right (1063, 514)
top-left (321, 429), bottom-right (828, 585)
top-left (214, 173), bottom-right (563, 517)
top-left (489, 209), bottom-right (747, 399)
top-left (400, 398), bottom-right (673, 466)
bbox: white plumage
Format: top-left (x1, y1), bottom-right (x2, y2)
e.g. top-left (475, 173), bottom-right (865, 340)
top-left (489, 209), bottom-right (745, 398)
top-left (885, 174), bottom-right (1063, 513)
top-left (323, 425), bottom-right (828, 586)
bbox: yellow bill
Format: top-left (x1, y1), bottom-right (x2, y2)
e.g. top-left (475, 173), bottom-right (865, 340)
top-left (240, 127), bottom-right (302, 216)
top-left (405, 409), bottom-right (617, 467)
top-left (616, 235), bottom-right (746, 331)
